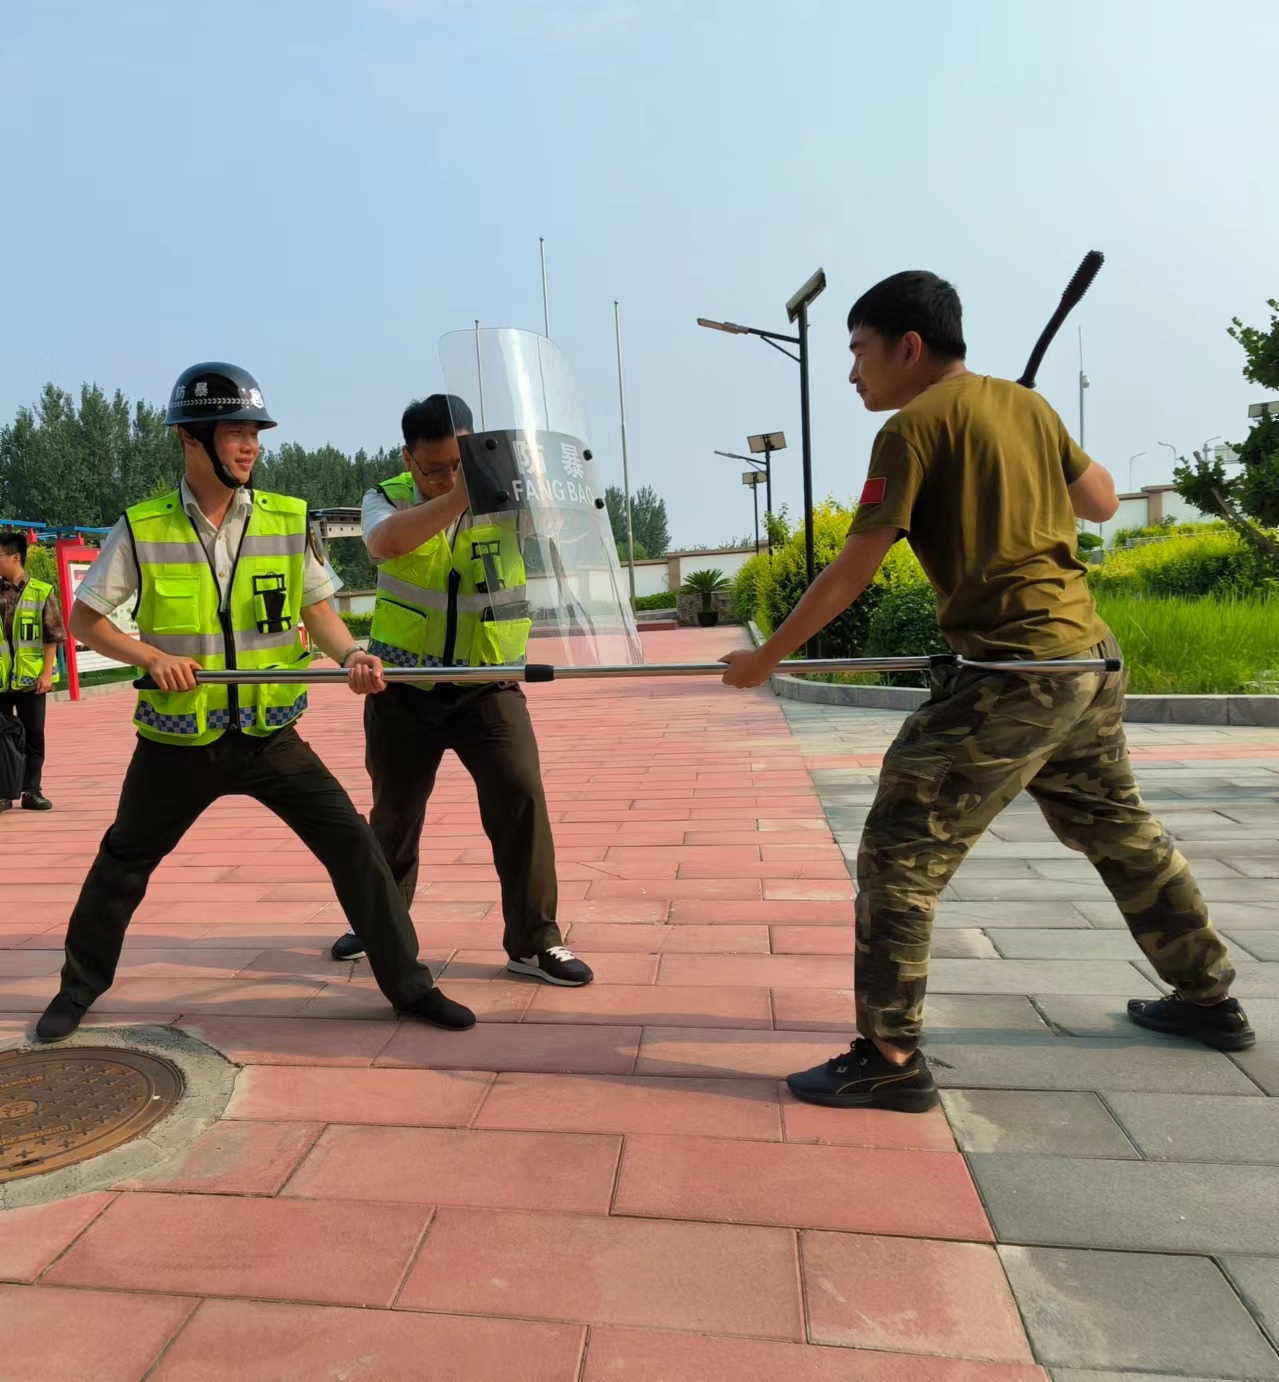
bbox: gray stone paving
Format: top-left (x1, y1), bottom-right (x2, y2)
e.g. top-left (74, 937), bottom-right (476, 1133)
top-left (999, 1244), bottom-right (1279, 1378)
top-left (783, 698), bottom-right (1279, 1378)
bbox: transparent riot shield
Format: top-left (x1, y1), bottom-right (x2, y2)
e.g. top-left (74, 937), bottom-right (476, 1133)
top-left (438, 327), bottom-right (644, 668)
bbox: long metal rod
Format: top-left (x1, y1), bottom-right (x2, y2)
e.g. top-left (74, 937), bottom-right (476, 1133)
top-left (614, 300), bottom-right (638, 606)
top-left (763, 444), bottom-right (773, 558)
top-left (135, 655), bottom-right (1121, 690)
top-left (539, 237), bottom-right (551, 337)
top-left (797, 301), bottom-right (817, 658)
top-left (474, 319), bottom-right (486, 429)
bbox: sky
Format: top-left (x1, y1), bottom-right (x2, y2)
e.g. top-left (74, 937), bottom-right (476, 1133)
top-left (2, 0), bottom-right (1277, 548)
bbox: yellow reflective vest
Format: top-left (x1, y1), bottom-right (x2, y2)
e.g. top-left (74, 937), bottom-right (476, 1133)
top-left (127, 489), bottom-right (310, 746)
top-left (367, 473), bottom-right (529, 687)
top-left (1, 577), bottom-right (58, 692)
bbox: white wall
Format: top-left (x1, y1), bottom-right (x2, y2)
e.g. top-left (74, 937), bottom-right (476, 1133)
top-left (1092, 496), bottom-right (1149, 547)
top-left (619, 547), bottom-right (758, 600)
top-left (335, 546), bottom-right (762, 608)
top-left (1091, 485), bottom-right (1219, 547)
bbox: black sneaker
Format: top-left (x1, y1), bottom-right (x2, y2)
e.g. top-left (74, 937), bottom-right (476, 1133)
top-left (507, 946), bottom-right (594, 986)
top-left (1128, 993), bottom-right (1255, 1051)
top-left (787, 1037), bottom-right (940, 1112)
top-left (21, 791), bottom-right (52, 811)
top-left (35, 993), bottom-right (87, 1043)
top-left (398, 988), bottom-right (476, 1030)
top-left (330, 931), bottom-right (366, 961)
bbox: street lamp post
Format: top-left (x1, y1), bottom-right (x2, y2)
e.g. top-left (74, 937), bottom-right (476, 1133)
top-left (1127, 451), bottom-right (1146, 493)
top-left (747, 431), bottom-right (786, 551)
top-left (742, 470), bottom-right (765, 553)
top-left (613, 301), bottom-right (637, 606)
top-left (717, 449), bottom-right (772, 552)
top-left (1158, 441), bottom-right (1179, 477)
top-left (698, 269), bottom-right (825, 656)
top-left (1078, 327), bottom-right (1090, 448)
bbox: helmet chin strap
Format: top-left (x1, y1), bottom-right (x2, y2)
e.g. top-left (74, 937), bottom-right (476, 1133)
top-left (202, 435), bottom-right (246, 490)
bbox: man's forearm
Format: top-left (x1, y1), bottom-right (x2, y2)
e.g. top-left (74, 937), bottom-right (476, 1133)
top-left (301, 602), bottom-right (357, 664)
top-left (69, 604), bottom-right (156, 667)
top-left (368, 493), bottom-right (466, 560)
top-left (41, 645), bottom-right (57, 674)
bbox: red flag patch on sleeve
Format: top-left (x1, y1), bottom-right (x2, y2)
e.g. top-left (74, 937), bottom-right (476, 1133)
top-left (859, 476), bottom-right (886, 505)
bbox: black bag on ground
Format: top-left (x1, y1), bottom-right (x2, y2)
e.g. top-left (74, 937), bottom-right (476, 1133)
top-left (0, 712), bottom-right (26, 800)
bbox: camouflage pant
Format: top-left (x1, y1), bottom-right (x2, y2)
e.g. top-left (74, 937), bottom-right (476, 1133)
top-left (855, 636), bottom-right (1235, 1052)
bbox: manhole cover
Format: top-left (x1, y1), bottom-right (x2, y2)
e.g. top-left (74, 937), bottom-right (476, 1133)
top-left (0, 1047), bottom-right (183, 1183)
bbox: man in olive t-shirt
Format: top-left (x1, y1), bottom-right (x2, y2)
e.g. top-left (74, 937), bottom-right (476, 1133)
top-left (852, 371), bottom-right (1109, 660)
top-left (721, 270), bottom-right (1251, 1113)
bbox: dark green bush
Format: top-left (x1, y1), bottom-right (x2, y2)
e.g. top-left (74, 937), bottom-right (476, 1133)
top-left (634, 592), bottom-right (675, 611)
top-left (341, 612), bottom-right (373, 637)
top-left (863, 580), bottom-right (949, 685)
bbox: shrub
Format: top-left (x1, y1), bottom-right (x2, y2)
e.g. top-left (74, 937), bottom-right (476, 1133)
top-left (341, 612), bottom-right (373, 637)
top-left (864, 579), bottom-right (949, 685)
top-left (731, 551), bottom-right (771, 624)
top-left (761, 499), bottom-right (934, 661)
top-left (24, 543), bottom-right (57, 586)
top-left (1076, 530), bottom-right (1103, 551)
top-left (762, 501), bottom-right (878, 658)
top-left (1110, 518), bottom-right (1227, 548)
top-left (634, 592), bottom-right (675, 611)
top-left (1089, 532), bottom-right (1267, 599)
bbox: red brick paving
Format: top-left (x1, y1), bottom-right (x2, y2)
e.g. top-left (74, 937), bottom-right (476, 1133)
top-left (0, 628), bottom-right (1052, 1377)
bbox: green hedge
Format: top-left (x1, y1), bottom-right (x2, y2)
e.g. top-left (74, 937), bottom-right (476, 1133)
top-left (732, 499), bottom-right (935, 661)
top-left (341, 612), bottom-right (373, 637)
top-left (731, 550), bottom-right (771, 623)
top-left (634, 592), bottom-right (676, 611)
top-left (863, 580), bottom-right (948, 684)
top-left (1088, 532), bottom-right (1269, 599)
top-left (1110, 519), bottom-right (1227, 548)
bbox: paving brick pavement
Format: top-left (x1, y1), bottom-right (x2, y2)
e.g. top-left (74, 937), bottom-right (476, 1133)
top-left (0, 627), bottom-right (1274, 1379)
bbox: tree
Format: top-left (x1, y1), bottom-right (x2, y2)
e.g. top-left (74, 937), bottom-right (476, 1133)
top-left (629, 485), bottom-right (669, 556)
top-left (1173, 300), bottom-right (1279, 570)
top-left (605, 483), bottom-right (669, 556)
top-left (0, 384), bottom-right (180, 529)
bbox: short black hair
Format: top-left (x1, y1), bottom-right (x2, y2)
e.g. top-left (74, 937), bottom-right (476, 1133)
top-left (847, 271), bottom-right (966, 361)
top-left (402, 394), bottom-right (474, 450)
top-left (0, 532), bottom-right (28, 562)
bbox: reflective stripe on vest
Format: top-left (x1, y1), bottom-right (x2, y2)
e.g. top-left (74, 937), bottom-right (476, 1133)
top-left (368, 473), bottom-right (531, 684)
top-left (1, 578), bottom-right (58, 692)
top-left (127, 489), bottom-right (311, 746)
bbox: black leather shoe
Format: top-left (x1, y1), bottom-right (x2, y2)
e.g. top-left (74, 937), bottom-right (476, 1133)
top-left (21, 791), bottom-right (53, 811)
top-left (398, 989), bottom-right (476, 1030)
top-left (36, 993), bottom-right (87, 1043)
top-left (1128, 993), bottom-right (1255, 1051)
top-left (787, 1037), bottom-right (940, 1112)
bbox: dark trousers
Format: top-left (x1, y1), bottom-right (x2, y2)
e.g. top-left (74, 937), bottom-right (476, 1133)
top-left (0, 691), bottom-right (46, 793)
top-left (58, 726), bottom-right (435, 1010)
top-left (364, 682), bottom-right (561, 958)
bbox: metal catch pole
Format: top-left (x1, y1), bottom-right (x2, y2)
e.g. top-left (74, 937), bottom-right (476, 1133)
top-left (134, 654), bottom-right (1122, 691)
